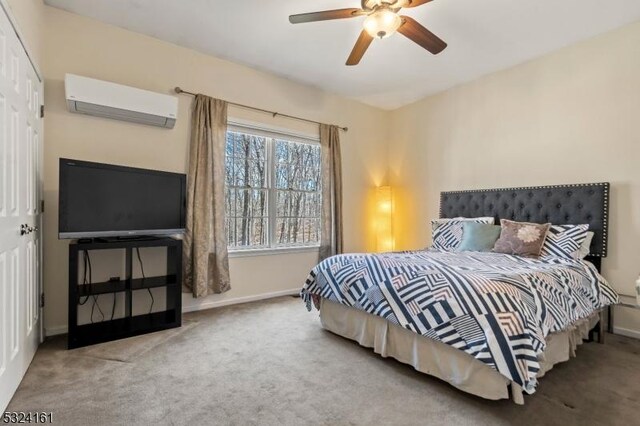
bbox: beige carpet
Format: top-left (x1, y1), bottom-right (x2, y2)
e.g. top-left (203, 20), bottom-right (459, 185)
top-left (72, 320), bottom-right (197, 363)
top-left (8, 296), bottom-right (640, 426)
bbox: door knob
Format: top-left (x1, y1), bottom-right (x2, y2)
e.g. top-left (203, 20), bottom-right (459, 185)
top-left (19, 224), bottom-right (38, 235)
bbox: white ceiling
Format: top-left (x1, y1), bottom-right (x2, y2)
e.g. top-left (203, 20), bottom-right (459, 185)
top-left (44, 0), bottom-right (640, 110)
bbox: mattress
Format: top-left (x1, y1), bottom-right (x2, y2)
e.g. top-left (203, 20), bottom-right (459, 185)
top-left (319, 298), bottom-right (600, 404)
top-left (302, 250), bottom-right (617, 394)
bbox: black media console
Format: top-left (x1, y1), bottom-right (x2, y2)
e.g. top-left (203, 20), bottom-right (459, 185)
top-left (68, 237), bottom-right (182, 349)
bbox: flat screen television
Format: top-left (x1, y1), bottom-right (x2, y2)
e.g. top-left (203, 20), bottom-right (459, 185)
top-left (59, 158), bottom-right (186, 239)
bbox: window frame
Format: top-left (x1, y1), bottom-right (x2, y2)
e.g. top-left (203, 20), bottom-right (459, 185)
top-left (226, 120), bottom-right (322, 255)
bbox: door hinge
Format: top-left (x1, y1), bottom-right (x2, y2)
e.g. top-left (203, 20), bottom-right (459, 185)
top-left (40, 105), bottom-right (44, 118)
top-left (41, 199), bottom-right (45, 213)
top-left (40, 293), bottom-right (45, 308)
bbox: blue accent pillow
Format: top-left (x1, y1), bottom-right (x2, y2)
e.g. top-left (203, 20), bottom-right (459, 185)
top-left (457, 222), bottom-right (502, 252)
top-left (431, 217), bottom-right (494, 251)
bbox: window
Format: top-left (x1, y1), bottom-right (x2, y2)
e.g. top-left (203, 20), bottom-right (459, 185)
top-left (225, 125), bottom-right (322, 251)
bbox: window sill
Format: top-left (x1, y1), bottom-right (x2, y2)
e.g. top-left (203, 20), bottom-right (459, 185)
top-left (228, 246), bottom-right (320, 258)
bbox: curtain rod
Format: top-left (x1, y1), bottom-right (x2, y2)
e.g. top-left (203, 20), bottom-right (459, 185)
top-left (174, 87), bottom-right (348, 132)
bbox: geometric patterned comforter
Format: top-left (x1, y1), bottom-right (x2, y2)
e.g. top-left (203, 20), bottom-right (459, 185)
top-left (300, 250), bottom-right (618, 394)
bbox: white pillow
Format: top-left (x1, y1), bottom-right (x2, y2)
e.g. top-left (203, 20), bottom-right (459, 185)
top-left (431, 217), bottom-right (494, 231)
top-left (540, 224), bottom-right (590, 260)
top-left (431, 217), bottom-right (495, 251)
top-left (577, 231), bottom-right (595, 259)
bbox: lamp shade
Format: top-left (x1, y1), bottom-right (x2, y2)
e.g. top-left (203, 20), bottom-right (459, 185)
top-left (376, 186), bottom-right (394, 252)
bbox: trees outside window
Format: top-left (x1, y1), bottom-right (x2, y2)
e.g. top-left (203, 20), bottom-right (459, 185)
top-left (225, 129), bottom-right (321, 250)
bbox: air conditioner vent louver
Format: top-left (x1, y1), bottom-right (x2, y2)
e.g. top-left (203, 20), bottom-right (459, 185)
top-left (71, 101), bottom-right (173, 127)
top-left (65, 74), bottom-right (178, 129)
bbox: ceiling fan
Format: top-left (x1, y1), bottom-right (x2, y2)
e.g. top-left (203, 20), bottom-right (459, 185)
top-left (289, 0), bottom-right (447, 66)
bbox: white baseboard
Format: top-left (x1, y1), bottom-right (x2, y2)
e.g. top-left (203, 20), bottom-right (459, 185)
top-left (45, 325), bottom-right (69, 337)
top-left (182, 288), bottom-right (300, 313)
top-left (612, 326), bottom-right (640, 340)
top-left (44, 288), bottom-right (300, 337)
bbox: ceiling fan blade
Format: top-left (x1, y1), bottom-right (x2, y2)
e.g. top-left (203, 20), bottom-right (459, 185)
top-left (404, 0), bottom-right (434, 7)
top-left (398, 16), bottom-right (447, 54)
top-left (346, 30), bottom-right (374, 66)
top-left (289, 8), bottom-right (364, 24)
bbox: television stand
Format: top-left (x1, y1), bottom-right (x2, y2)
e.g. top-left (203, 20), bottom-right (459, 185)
top-left (67, 237), bottom-right (182, 349)
top-left (93, 235), bottom-right (164, 243)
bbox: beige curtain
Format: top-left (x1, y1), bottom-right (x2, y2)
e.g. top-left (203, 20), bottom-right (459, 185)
top-left (319, 124), bottom-right (344, 261)
top-left (183, 94), bottom-right (231, 297)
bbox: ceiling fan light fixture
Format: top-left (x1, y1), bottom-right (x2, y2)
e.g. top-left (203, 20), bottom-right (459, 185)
top-left (363, 9), bottom-right (402, 39)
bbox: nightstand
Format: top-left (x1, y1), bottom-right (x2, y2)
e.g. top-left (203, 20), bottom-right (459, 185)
top-left (608, 294), bottom-right (639, 334)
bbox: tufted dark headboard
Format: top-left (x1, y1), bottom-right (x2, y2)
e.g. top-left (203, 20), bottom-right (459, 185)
top-left (439, 183), bottom-right (610, 261)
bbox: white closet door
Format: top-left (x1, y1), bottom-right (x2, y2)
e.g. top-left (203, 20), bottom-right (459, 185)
top-left (0, 2), bottom-right (43, 412)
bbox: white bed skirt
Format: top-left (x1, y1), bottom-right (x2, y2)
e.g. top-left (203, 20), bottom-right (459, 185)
top-left (319, 298), bottom-right (599, 404)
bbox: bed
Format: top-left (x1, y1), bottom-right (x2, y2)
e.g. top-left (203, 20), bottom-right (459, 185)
top-left (300, 183), bottom-right (619, 404)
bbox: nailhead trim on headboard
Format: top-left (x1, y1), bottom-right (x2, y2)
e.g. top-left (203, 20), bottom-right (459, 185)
top-left (439, 183), bottom-right (610, 257)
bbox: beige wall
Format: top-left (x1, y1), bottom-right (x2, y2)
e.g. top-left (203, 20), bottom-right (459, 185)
top-left (38, 6), bottom-right (389, 333)
top-left (390, 21), bottom-right (640, 335)
top-left (5, 0), bottom-right (44, 68)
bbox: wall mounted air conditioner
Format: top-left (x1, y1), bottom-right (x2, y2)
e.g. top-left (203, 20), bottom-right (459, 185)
top-left (65, 74), bottom-right (178, 128)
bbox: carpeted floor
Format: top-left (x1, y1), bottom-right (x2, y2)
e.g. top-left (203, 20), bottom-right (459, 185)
top-left (8, 296), bottom-right (640, 426)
